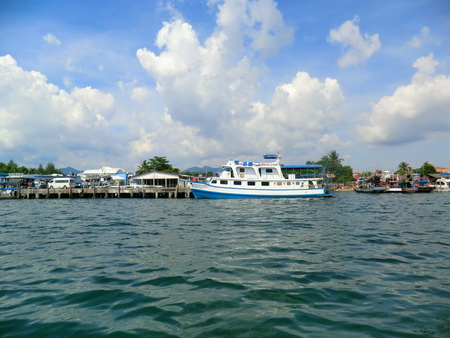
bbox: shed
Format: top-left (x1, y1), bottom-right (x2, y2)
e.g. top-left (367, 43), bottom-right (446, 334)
top-left (131, 171), bottom-right (179, 188)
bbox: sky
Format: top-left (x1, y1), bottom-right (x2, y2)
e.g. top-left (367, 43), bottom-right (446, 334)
top-left (1, 0), bottom-right (450, 173)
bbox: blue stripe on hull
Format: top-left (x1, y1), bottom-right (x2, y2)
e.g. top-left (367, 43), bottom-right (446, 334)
top-left (191, 188), bottom-right (333, 199)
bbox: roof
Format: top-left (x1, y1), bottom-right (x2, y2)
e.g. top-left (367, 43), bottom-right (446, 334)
top-left (82, 167), bottom-right (126, 176)
top-left (282, 165), bottom-right (324, 169)
top-left (133, 171), bottom-right (180, 180)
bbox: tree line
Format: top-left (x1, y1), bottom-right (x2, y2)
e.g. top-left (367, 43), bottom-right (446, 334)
top-left (0, 160), bottom-right (63, 175)
top-left (307, 150), bottom-right (438, 184)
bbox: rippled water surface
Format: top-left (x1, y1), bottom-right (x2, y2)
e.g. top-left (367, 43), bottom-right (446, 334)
top-left (1, 194), bottom-right (449, 337)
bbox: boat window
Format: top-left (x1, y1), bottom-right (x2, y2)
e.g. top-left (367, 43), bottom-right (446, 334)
top-left (239, 168), bottom-right (245, 173)
top-left (220, 180), bottom-right (228, 185)
top-left (266, 169), bottom-right (273, 173)
top-left (287, 182), bottom-right (291, 185)
top-left (261, 182), bottom-right (269, 186)
top-left (277, 182), bottom-right (282, 186)
top-left (248, 181), bottom-right (255, 186)
top-left (211, 180), bottom-right (217, 184)
top-left (234, 181), bottom-right (242, 185)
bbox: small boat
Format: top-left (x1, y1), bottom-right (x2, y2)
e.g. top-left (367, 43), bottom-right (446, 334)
top-left (189, 155), bottom-right (333, 199)
top-left (401, 187), bottom-right (418, 193)
top-left (381, 171), bottom-right (402, 192)
top-left (434, 176), bottom-right (450, 192)
top-left (354, 186), bottom-right (387, 193)
top-left (354, 173), bottom-right (386, 193)
top-left (414, 177), bottom-right (434, 193)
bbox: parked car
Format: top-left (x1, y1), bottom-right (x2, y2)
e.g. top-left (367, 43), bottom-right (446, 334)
top-left (48, 178), bottom-right (75, 189)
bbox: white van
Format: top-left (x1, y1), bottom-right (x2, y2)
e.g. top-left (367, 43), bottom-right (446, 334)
top-left (48, 178), bottom-right (75, 189)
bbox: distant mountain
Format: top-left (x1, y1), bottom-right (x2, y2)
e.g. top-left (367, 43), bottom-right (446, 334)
top-left (183, 166), bottom-right (220, 174)
top-left (59, 167), bottom-right (82, 175)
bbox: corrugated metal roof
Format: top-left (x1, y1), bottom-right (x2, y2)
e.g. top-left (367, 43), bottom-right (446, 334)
top-left (133, 171), bottom-right (179, 179)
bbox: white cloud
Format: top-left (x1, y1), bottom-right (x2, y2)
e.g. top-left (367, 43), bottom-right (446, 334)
top-left (328, 16), bottom-right (381, 68)
top-left (43, 33), bottom-right (62, 46)
top-left (358, 54), bottom-right (450, 145)
top-left (406, 26), bottom-right (430, 48)
top-left (0, 54), bottom-right (118, 168)
top-left (134, 0), bottom-right (346, 165)
top-left (136, 0), bottom-right (293, 133)
top-left (0, 1), bottom-right (348, 170)
top-left (244, 72), bottom-right (346, 154)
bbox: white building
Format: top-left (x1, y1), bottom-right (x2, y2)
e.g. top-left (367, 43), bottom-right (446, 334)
top-left (131, 171), bottom-right (179, 188)
top-left (80, 167), bottom-right (128, 186)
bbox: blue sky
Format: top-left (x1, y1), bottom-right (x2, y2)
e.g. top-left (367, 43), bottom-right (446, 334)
top-left (1, 0), bottom-right (449, 172)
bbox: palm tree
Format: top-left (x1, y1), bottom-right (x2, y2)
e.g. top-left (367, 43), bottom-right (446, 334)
top-left (136, 160), bottom-right (149, 174)
top-left (327, 150), bottom-right (343, 166)
top-left (396, 162), bottom-right (411, 175)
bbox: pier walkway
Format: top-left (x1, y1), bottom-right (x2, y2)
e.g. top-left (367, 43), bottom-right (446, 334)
top-left (14, 186), bottom-right (192, 199)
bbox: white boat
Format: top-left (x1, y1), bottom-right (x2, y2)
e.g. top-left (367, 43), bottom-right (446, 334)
top-left (435, 176), bottom-right (450, 192)
top-left (189, 155), bottom-right (333, 199)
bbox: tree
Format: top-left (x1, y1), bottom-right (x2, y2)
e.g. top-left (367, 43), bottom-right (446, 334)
top-left (309, 150), bottom-right (354, 184)
top-left (416, 161), bottom-right (436, 176)
top-left (44, 162), bottom-right (57, 174)
top-left (137, 160), bottom-right (148, 174)
top-left (136, 156), bottom-right (179, 174)
top-left (324, 150), bottom-right (343, 166)
top-left (396, 162), bottom-right (411, 175)
top-left (36, 164), bottom-right (45, 175)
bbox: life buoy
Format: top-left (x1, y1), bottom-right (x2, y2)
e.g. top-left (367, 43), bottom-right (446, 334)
top-left (240, 174), bottom-right (244, 178)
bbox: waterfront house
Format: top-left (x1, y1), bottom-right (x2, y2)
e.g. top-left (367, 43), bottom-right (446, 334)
top-left (131, 171), bottom-right (179, 188)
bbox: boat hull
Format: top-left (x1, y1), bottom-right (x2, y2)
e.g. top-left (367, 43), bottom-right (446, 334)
top-left (354, 187), bottom-right (387, 193)
top-left (190, 182), bottom-right (333, 199)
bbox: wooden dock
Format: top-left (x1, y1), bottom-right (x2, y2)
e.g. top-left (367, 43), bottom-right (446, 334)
top-left (14, 186), bottom-right (192, 199)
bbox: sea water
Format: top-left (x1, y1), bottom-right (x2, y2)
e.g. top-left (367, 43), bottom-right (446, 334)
top-left (0, 193), bottom-right (449, 337)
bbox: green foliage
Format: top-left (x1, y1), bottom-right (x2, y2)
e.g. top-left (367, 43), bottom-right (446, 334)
top-left (0, 160), bottom-right (62, 175)
top-left (182, 171), bottom-right (216, 177)
top-left (395, 162), bottom-right (412, 175)
top-left (308, 150), bottom-right (354, 183)
top-left (415, 161), bottom-right (437, 176)
top-left (136, 156), bottom-right (180, 174)
top-left (359, 171), bottom-right (373, 178)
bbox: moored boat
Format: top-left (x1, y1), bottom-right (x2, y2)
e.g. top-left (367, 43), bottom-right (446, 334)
top-left (434, 176), bottom-right (450, 192)
top-left (414, 177), bottom-right (434, 193)
top-left (354, 186), bottom-right (387, 193)
top-left (189, 155), bottom-right (333, 199)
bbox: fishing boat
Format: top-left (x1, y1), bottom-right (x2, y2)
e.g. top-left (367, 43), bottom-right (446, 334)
top-left (189, 155), bottom-right (333, 199)
top-left (354, 173), bottom-right (386, 193)
top-left (413, 177), bottom-right (434, 193)
top-left (434, 176), bottom-right (450, 192)
top-left (354, 186), bottom-right (387, 193)
top-left (381, 171), bottom-right (402, 192)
